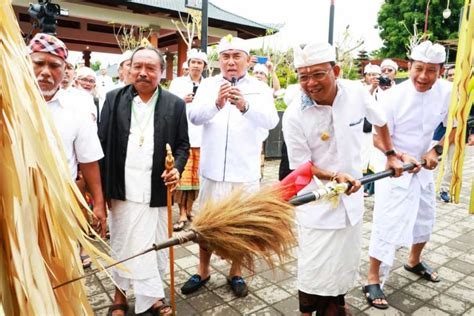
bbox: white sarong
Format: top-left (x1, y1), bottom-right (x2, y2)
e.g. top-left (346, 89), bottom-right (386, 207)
top-left (297, 220), bottom-right (362, 296)
top-left (369, 174), bottom-right (435, 280)
top-left (109, 199), bottom-right (168, 314)
top-left (197, 176), bottom-right (260, 209)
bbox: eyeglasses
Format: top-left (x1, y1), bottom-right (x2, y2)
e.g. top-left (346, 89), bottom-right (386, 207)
top-left (298, 68), bottom-right (332, 83)
top-left (381, 68), bottom-right (394, 73)
top-left (79, 78), bottom-right (96, 84)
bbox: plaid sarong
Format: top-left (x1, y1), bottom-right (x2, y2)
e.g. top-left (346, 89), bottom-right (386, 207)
top-left (178, 148), bottom-right (200, 190)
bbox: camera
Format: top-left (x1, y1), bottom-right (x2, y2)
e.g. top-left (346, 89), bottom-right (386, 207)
top-left (378, 76), bottom-right (392, 87)
top-left (28, 0), bottom-right (62, 34)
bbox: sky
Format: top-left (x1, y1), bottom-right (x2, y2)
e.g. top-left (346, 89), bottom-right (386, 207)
top-left (73, 0), bottom-right (385, 66)
top-left (210, 0), bottom-right (385, 52)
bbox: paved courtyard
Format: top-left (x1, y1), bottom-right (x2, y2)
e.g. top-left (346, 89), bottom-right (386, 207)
top-left (87, 147), bottom-right (473, 315)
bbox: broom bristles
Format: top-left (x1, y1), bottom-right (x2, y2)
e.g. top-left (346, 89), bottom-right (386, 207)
top-left (191, 186), bottom-right (296, 272)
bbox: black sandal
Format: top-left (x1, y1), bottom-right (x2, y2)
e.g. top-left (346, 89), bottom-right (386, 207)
top-left (108, 303), bottom-right (128, 315)
top-left (173, 220), bottom-right (188, 232)
top-left (362, 284), bottom-right (389, 309)
top-left (404, 261), bottom-right (440, 282)
top-left (149, 298), bottom-right (173, 316)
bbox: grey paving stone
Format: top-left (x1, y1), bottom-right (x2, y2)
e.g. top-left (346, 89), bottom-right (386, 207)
top-left (430, 293), bottom-right (470, 314)
top-left (458, 252), bottom-right (474, 264)
top-left (435, 228), bottom-right (462, 239)
top-left (272, 296), bottom-right (299, 316)
top-left (423, 278), bottom-right (455, 291)
top-left (436, 266), bottom-right (466, 282)
top-left (175, 299), bottom-right (198, 315)
top-left (200, 304), bottom-right (240, 316)
top-left (247, 306), bottom-right (282, 316)
top-left (446, 239), bottom-right (474, 251)
top-left (86, 279), bottom-right (105, 296)
top-left (276, 277), bottom-right (298, 295)
top-left (384, 274), bottom-right (412, 290)
top-left (386, 291), bottom-right (424, 314)
top-left (186, 291), bottom-right (225, 313)
top-left (433, 245), bottom-right (464, 258)
top-left (254, 284), bottom-right (292, 305)
top-left (459, 275), bottom-right (474, 290)
top-left (89, 292), bottom-right (112, 309)
top-left (228, 293), bottom-right (267, 314)
top-left (444, 284), bottom-right (474, 303)
top-left (260, 267), bottom-right (293, 283)
top-left (93, 307), bottom-right (109, 316)
top-left (430, 233), bottom-right (451, 244)
top-left (444, 258), bottom-right (474, 275)
top-left (402, 282), bottom-right (439, 300)
top-left (421, 251), bottom-right (451, 266)
top-left (412, 305), bottom-right (450, 316)
top-left (346, 287), bottom-right (371, 311)
top-left (247, 275), bottom-right (273, 291)
top-left (174, 245), bottom-right (193, 259)
top-left (175, 255), bottom-right (199, 270)
top-left (212, 284), bottom-right (238, 302)
top-left (204, 271), bottom-right (227, 290)
top-left (281, 261), bottom-right (297, 276)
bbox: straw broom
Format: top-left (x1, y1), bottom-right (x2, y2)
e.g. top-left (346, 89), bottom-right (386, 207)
top-left (0, 1), bottom-right (113, 314)
top-left (54, 186), bottom-right (297, 289)
top-left (190, 186), bottom-right (296, 272)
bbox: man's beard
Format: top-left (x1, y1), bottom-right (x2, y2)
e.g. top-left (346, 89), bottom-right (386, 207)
top-left (37, 76), bottom-right (58, 97)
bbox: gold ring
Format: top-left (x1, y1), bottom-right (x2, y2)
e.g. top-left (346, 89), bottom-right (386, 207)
top-left (234, 96), bottom-right (239, 101)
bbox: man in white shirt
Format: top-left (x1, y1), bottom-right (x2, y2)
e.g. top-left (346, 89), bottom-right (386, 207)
top-left (115, 50), bottom-right (133, 88)
top-left (27, 33), bottom-right (107, 267)
top-left (169, 49), bottom-right (208, 231)
top-left (366, 41), bottom-right (454, 309)
top-left (99, 46), bottom-right (189, 316)
top-left (283, 42), bottom-right (403, 315)
top-left (182, 35), bottom-right (279, 297)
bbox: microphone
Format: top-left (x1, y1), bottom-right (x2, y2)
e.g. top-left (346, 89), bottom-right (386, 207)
top-left (231, 77), bottom-right (237, 86)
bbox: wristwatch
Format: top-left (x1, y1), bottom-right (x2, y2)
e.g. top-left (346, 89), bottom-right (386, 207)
top-left (433, 144), bottom-right (443, 156)
top-left (384, 149), bottom-right (397, 157)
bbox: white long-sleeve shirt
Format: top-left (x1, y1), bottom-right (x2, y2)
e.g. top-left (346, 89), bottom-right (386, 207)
top-left (188, 74), bottom-right (279, 182)
top-left (283, 79), bottom-right (386, 229)
top-left (169, 75), bottom-right (203, 147)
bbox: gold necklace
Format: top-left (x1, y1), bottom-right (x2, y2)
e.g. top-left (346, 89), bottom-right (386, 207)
top-left (131, 94), bottom-right (157, 146)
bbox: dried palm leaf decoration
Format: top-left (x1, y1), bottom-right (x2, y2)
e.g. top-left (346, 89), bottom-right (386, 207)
top-left (0, 1), bottom-right (112, 314)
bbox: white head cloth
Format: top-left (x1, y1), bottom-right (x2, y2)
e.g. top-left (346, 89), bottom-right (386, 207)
top-left (182, 61), bottom-right (189, 70)
top-left (217, 34), bottom-right (249, 55)
top-left (364, 63), bottom-right (381, 75)
top-left (381, 59), bottom-right (398, 71)
top-left (410, 41), bottom-right (446, 64)
top-left (76, 66), bottom-right (96, 79)
top-left (118, 50), bottom-right (132, 66)
top-left (187, 48), bottom-right (208, 64)
top-left (253, 63), bottom-right (268, 76)
top-left (293, 42), bottom-right (336, 69)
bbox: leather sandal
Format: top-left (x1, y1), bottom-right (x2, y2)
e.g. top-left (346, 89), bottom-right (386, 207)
top-left (173, 220), bottom-right (187, 232)
top-left (149, 298), bottom-right (173, 316)
top-left (109, 303), bottom-right (128, 316)
top-left (362, 284), bottom-right (389, 309)
top-left (404, 261), bottom-right (440, 282)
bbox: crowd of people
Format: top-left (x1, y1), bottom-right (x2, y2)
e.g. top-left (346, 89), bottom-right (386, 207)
top-left (27, 31), bottom-right (471, 316)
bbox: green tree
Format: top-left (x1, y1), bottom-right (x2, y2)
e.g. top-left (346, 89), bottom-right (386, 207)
top-left (90, 61), bottom-right (101, 72)
top-left (377, 0), bottom-right (463, 59)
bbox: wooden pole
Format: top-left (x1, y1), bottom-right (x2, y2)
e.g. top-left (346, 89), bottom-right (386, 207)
top-left (165, 144), bottom-right (176, 313)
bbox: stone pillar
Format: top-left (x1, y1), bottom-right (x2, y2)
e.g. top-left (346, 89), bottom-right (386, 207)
top-left (165, 53), bottom-right (174, 81)
top-left (177, 32), bottom-right (188, 77)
